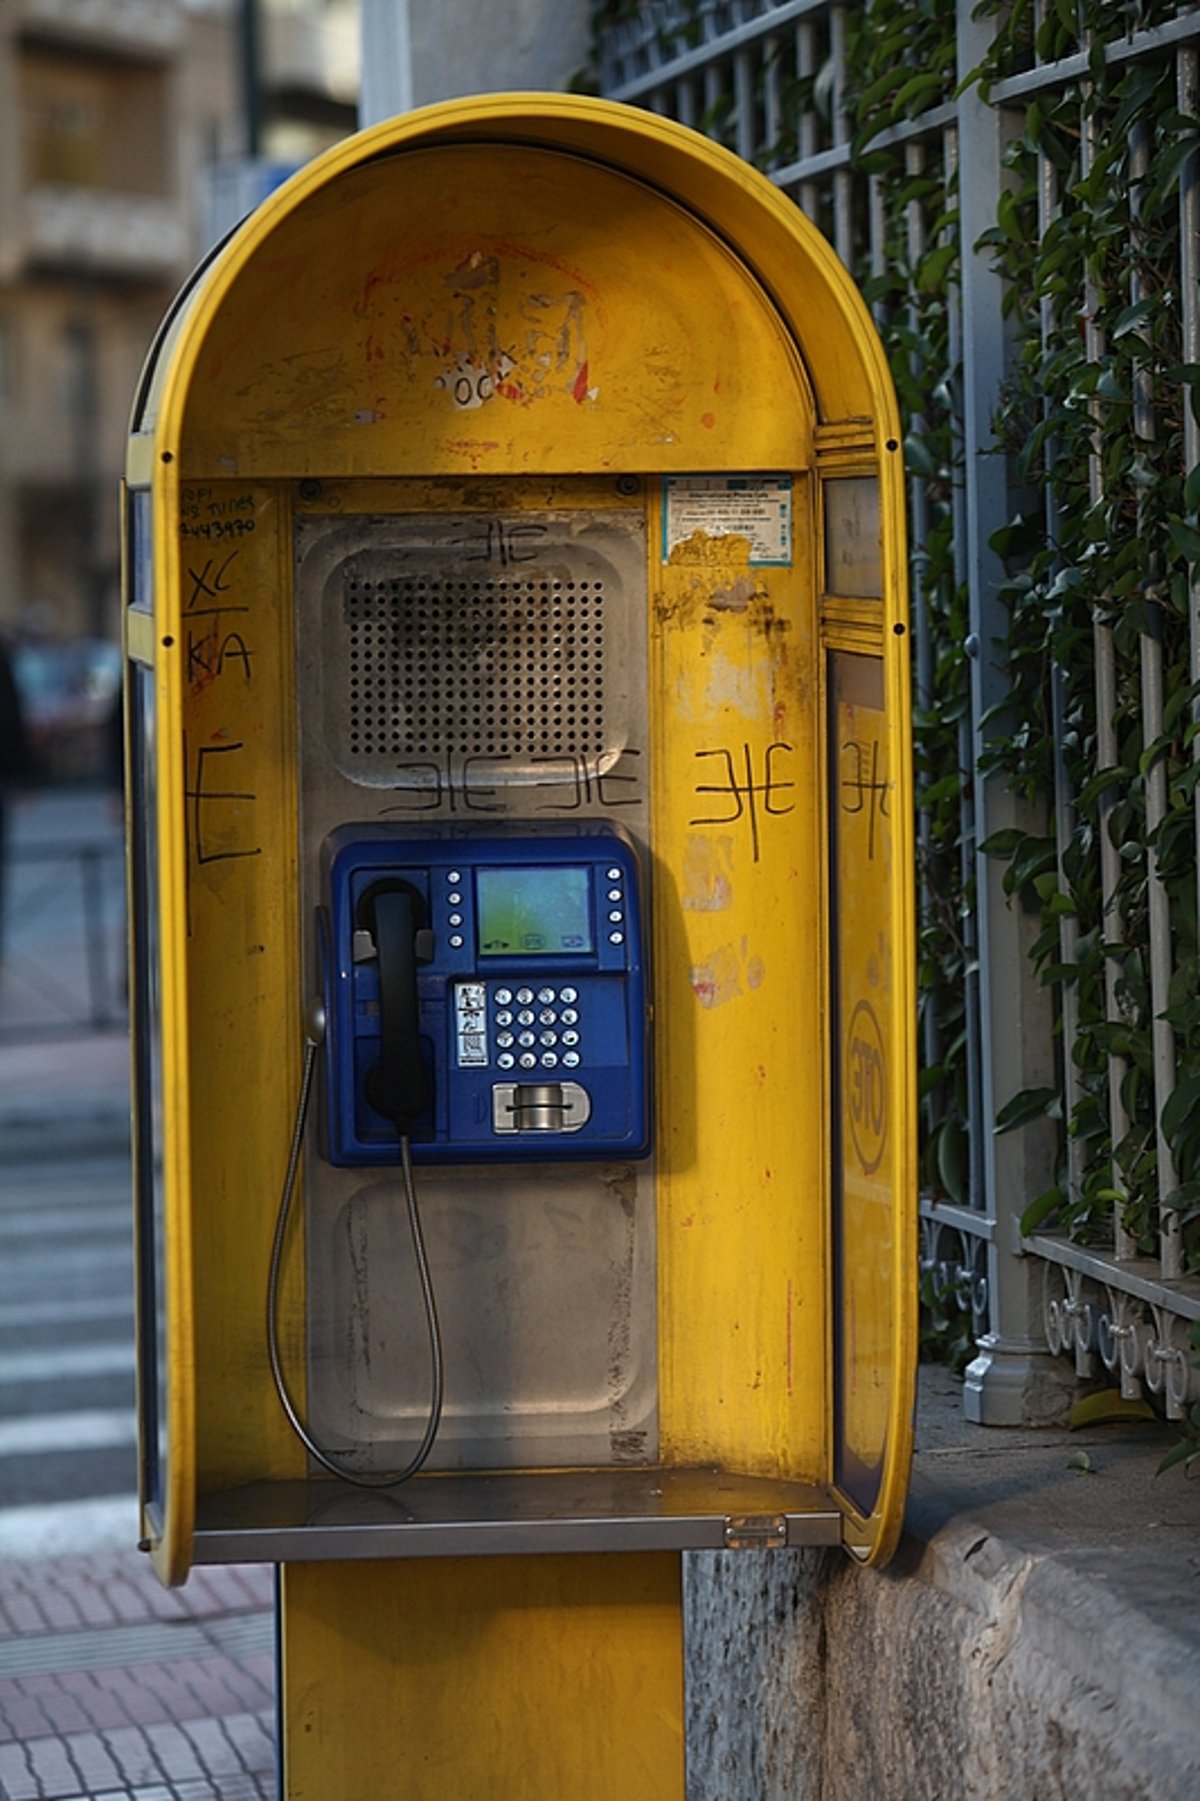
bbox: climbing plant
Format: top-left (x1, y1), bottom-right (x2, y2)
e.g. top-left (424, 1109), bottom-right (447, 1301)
top-left (968, 2), bottom-right (1200, 1268)
top-left (584, 2), bottom-right (1200, 1352)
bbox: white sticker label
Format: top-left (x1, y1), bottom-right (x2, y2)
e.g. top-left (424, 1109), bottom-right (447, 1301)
top-left (455, 982), bottom-right (488, 1067)
top-left (663, 475), bottom-right (793, 566)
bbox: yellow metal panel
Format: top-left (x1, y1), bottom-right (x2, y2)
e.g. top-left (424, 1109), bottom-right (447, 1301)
top-left (280, 1555), bottom-right (684, 1800)
top-left (142, 446), bottom-right (195, 1586)
top-left (133, 97), bottom-right (880, 453)
top-left (171, 147), bottom-right (808, 481)
top-left (822, 449), bottom-right (917, 1566)
top-left (171, 481), bottom-right (307, 1491)
top-left (650, 478), bottom-right (828, 1479)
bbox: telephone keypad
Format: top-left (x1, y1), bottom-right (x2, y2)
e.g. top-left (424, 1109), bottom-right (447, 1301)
top-left (489, 982), bottom-right (589, 1071)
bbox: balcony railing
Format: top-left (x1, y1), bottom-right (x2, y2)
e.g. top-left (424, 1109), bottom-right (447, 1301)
top-left (22, 187), bottom-right (188, 282)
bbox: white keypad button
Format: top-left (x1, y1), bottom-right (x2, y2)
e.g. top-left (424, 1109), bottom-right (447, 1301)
top-left (450, 934), bottom-right (464, 948)
top-left (561, 1029), bottom-right (580, 1048)
top-left (537, 986), bottom-right (556, 1005)
top-left (519, 1052), bottom-right (537, 1070)
top-left (496, 1010), bottom-right (513, 1027)
top-left (516, 987), bottom-right (534, 1005)
top-left (541, 1051), bottom-right (559, 1069)
top-left (495, 988), bottom-right (513, 1006)
top-left (496, 1031), bottom-right (514, 1049)
top-left (562, 1050), bottom-right (581, 1069)
top-left (497, 1051), bottom-right (515, 1070)
top-left (560, 986), bottom-right (578, 1004)
top-left (517, 1008), bottom-right (535, 1026)
top-left (518, 1031), bottom-right (536, 1048)
top-left (609, 931), bottom-right (624, 945)
top-left (448, 870), bottom-right (462, 885)
top-left (561, 1008), bottom-right (578, 1025)
top-left (540, 1030), bottom-right (557, 1047)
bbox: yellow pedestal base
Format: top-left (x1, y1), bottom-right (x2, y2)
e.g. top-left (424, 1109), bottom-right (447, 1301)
top-left (280, 1552), bottom-right (685, 1799)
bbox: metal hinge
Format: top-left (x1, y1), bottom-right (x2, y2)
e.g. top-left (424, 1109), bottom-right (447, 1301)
top-left (723, 1513), bottom-right (788, 1550)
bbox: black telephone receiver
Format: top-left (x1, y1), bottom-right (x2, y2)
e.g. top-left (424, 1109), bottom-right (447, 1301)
top-left (358, 881), bottom-right (434, 1131)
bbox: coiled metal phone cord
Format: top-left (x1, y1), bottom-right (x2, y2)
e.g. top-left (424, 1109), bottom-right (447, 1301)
top-left (267, 1022), bottom-right (445, 1488)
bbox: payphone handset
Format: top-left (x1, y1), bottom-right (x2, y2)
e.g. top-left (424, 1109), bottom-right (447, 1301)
top-left (319, 824), bottom-right (651, 1165)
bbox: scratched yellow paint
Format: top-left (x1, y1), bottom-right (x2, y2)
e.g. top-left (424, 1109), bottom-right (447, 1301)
top-left (171, 483), bottom-right (308, 1493)
top-left (649, 484), bottom-right (829, 1479)
top-left (280, 1556), bottom-right (684, 1800)
top-left (167, 146), bottom-right (805, 482)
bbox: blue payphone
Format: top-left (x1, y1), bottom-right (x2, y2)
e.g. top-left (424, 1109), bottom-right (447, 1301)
top-left (319, 824), bottom-right (651, 1165)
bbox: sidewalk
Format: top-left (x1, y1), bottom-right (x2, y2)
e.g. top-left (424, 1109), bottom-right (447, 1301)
top-left (0, 1557), bottom-right (274, 1801)
top-left (0, 1030), bottom-right (277, 1801)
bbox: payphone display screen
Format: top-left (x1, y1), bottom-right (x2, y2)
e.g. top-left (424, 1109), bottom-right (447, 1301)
top-left (476, 866), bottom-right (593, 957)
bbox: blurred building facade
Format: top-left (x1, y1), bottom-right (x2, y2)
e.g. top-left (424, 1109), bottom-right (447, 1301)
top-left (0, 0), bottom-right (594, 654)
top-left (0, 0), bottom-right (357, 648)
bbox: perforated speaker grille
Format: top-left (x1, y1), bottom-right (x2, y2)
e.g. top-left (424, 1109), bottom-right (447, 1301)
top-left (343, 575), bottom-right (608, 759)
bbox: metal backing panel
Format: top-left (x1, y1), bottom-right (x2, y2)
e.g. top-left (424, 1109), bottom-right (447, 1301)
top-left (293, 503), bottom-right (656, 1472)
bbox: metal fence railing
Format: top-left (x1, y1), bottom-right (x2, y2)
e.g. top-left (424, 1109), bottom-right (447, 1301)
top-left (598, 0), bottom-right (1200, 1425)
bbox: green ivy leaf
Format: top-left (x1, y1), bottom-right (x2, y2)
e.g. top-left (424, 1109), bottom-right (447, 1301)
top-left (995, 1086), bottom-right (1060, 1133)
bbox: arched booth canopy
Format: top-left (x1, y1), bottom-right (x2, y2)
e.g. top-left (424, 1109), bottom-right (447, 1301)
top-left (124, 93), bottom-right (916, 1609)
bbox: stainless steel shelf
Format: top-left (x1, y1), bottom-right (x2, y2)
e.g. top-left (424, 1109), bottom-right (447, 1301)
top-left (193, 1466), bottom-right (843, 1563)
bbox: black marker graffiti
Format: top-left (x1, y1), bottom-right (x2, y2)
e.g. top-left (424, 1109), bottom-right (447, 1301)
top-left (690, 741), bottom-right (795, 862)
top-left (376, 749), bottom-right (643, 816)
top-left (183, 734), bottom-right (262, 935)
top-left (185, 551), bottom-right (249, 618)
top-left (450, 519), bottom-right (550, 567)
top-left (840, 736), bottom-right (888, 859)
top-left (187, 628), bottom-right (253, 692)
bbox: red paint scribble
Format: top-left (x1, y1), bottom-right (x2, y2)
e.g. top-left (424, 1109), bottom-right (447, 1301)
top-left (572, 362), bottom-right (590, 404)
top-left (691, 976), bottom-right (716, 1005)
top-left (356, 270), bottom-right (385, 315)
top-left (498, 382), bottom-right (525, 403)
top-left (701, 411), bottom-right (716, 430)
top-left (442, 439), bottom-right (501, 471)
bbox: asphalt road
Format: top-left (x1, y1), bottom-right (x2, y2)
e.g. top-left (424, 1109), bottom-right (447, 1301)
top-left (0, 784), bottom-right (137, 1558)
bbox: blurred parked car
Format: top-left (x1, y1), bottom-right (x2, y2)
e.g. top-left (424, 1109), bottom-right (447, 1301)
top-left (12, 638), bottom-right (122, 782)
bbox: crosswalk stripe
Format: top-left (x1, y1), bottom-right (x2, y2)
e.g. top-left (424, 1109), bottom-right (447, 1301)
top-left (0, 1293), bottom-right (132, 1326)
top-left (0, 1343), bottom-right (135, 1382)
top-left (0, 1407), bottom-right (136, 1456)
top-left (0, 1204), bottom-right (131, 1238)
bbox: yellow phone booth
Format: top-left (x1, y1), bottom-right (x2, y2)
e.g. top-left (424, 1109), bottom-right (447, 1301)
top-left (124, 94), bottom-right (916, 1797)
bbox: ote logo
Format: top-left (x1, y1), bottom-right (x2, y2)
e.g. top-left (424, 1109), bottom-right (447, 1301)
top-left (846, 999), bottom-right (887, 1175)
